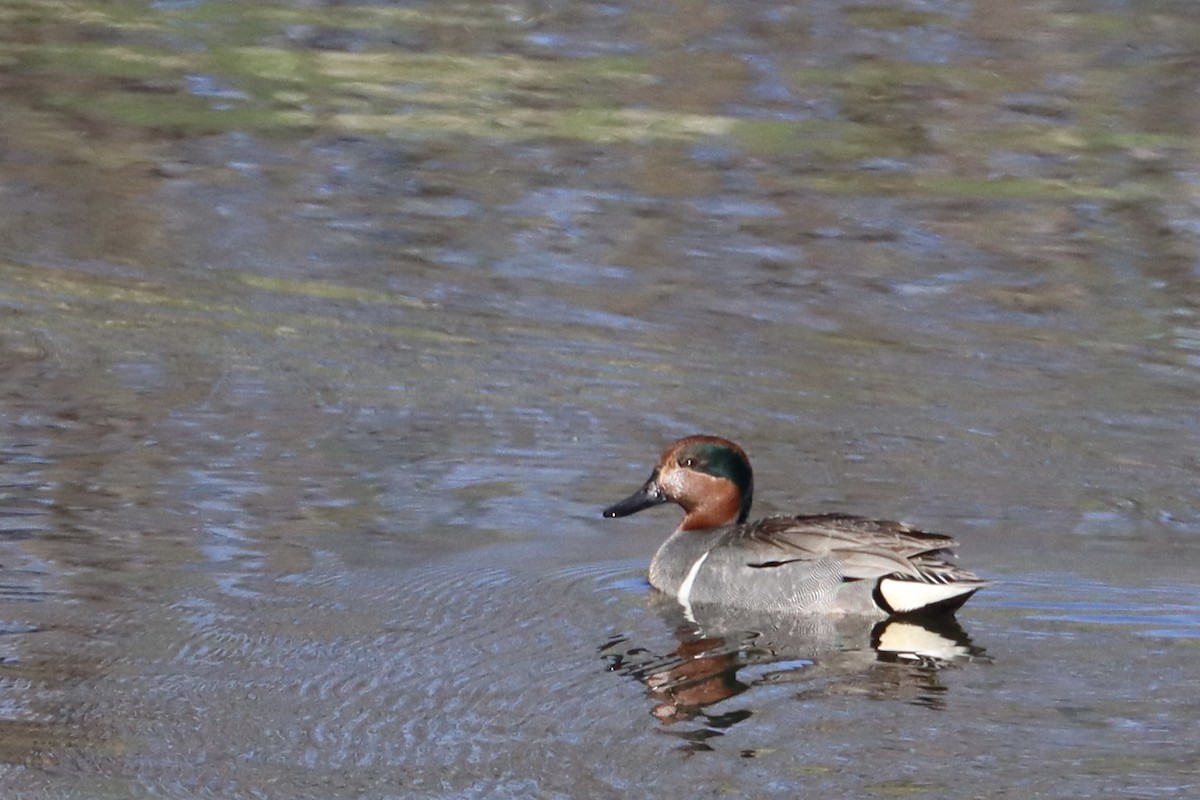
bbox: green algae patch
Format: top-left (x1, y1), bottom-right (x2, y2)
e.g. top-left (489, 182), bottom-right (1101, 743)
top-left (842, 5), bottom-right (955, 29)
top-left (0, 260), bottom-right (470, 346)
top-left (236, 274), bottom-right (432, 311)
top-left (865, 781), bottom-right (947, 797)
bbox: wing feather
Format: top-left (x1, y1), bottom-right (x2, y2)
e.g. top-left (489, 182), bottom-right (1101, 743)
top-left (731, 513), bottom-right (981, 585)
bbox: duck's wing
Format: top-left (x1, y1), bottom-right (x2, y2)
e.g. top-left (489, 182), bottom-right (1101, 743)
top-left (737, 513), bottom-right (981, 583)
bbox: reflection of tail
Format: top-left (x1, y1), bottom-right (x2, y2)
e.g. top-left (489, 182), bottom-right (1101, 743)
top-left (871, 614), bottom-right (988, 665)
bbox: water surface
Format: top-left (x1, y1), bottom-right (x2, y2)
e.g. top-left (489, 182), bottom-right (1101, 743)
top-left (2, 0), bottom-right (1200, 797)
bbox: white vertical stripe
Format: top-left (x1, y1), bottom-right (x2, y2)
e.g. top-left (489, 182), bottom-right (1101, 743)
top-left (677, 551), bottom-right (710, 604)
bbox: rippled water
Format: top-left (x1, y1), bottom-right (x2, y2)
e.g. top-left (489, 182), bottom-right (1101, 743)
top-left (2, 0), bottom-right (1200, 797)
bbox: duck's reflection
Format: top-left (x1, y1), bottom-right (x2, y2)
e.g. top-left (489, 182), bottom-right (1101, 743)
top-left (602, 598), bottom-right (987, 751)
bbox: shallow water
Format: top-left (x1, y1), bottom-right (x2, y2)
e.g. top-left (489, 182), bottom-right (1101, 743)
top-left (2, 0), bottom-right (1200, 797)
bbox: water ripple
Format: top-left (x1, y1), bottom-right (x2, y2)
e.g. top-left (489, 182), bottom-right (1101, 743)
top-left (980, 578), bottom-right (1200, 639)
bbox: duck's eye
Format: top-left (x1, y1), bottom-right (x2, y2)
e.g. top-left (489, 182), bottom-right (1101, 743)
top-left (679, 457), bottom-right (697, 469)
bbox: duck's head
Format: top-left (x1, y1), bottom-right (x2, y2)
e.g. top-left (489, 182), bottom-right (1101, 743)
top-left (602, 435), bottom-right (754, 531)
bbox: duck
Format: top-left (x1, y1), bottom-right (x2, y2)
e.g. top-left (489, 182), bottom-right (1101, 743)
top-left (603, 435), bottom-right (987, 617)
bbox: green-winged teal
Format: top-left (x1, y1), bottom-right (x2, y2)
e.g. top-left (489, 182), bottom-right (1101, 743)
top-left (603, 435), bottom-right (987, 617)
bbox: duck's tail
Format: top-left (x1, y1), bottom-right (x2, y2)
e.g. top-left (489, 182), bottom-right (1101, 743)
top-left (876, 574), bottom-right (990, 616)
